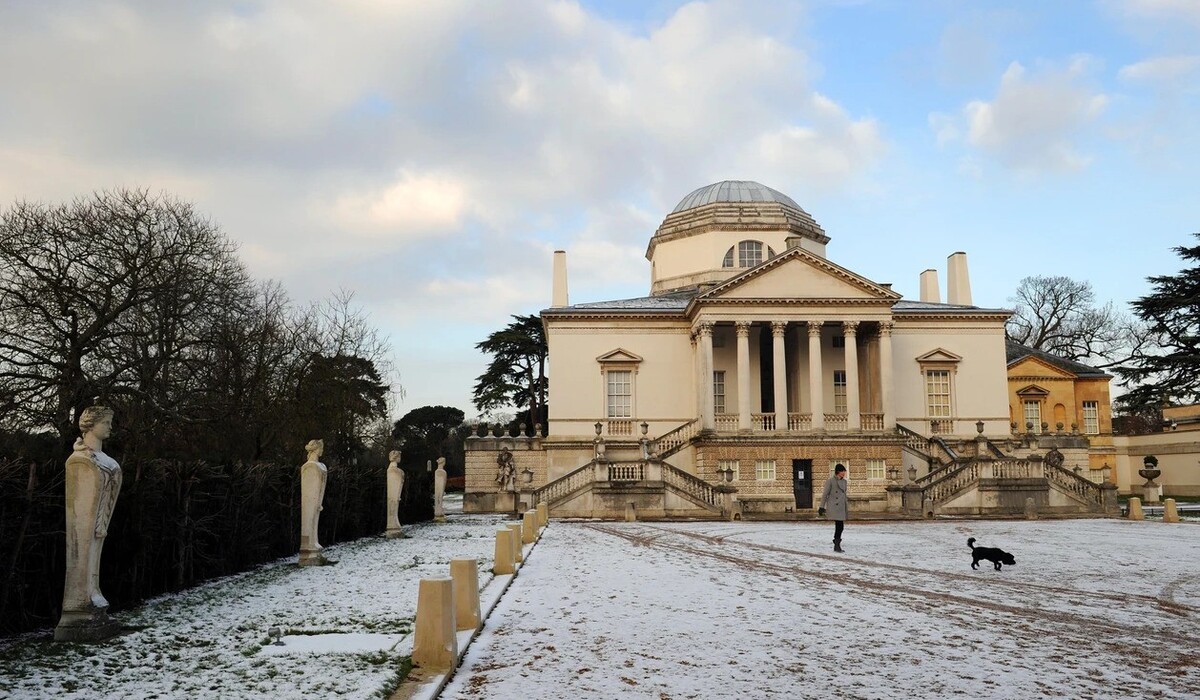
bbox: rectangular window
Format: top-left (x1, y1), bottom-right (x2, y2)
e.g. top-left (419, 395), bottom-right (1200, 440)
top-left (718, 459), bottom-right (740, 481)
top-left (925, 370), bottom-right (951, 417)
top-left (713, 371), bottom-right (726, 414)
top-left (866, 459), bottom-right (886, 480)
top-left (1023, 400), bottom-right (1041, 428)
top-left (833, 370), bottom-right (847, 413)
top-left (606, 370), bottom-right (631, 418)
top-left (755, 459), bottom-right (776, 481)
top-left (1083, 401), bottom-right (1099, 434)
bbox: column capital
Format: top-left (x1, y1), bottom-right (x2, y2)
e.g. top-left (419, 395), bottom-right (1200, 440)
top-left (735, 320), bottom-right (752, 338)
top-left (806, 320), bottom-right (823, 338)
top-left (771, 320), bottom-right (788, 337)
top-left (695, 321), bottom-right (715, 337)
top-left (879, 320), bottom-right (894, 336)
top-left (843, 320), bottom-right (860, 336)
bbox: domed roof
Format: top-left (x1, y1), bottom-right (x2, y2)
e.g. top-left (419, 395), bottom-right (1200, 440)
top-left (671, 180), bottom-right (803, 214)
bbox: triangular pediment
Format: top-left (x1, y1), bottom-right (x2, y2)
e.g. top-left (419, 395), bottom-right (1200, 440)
top-left (915, 348), bottom-right (963, 363)
top-left (596, 348), bottom-right (643, 363)
top-left (1007, 355), bottom-right (1077, 379)
top-left (700, 247), bottom-right (900, 302)
top-left (1016, 383), bottom-right (1051, 397)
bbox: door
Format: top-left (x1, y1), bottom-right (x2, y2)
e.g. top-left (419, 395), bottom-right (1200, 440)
top-left (793, 459), bottom-right (813, 510)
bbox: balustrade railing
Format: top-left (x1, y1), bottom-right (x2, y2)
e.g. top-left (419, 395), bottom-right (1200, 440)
top-left (824, 413), bottom-right (848, 431)
top-left (715, 414), bottom-right (738, 431)
top-left (607, 419), bottom-right (634, 436)
top-left (531, 463), bottom-right (595, 506)
top-left (662, 464), bottom-right (720, 507)
top-left (1044, 460), bottom-right (1104, 506)
top-left (608, 463), bottom-right (645, 481)
top-left (930, 418), bottom-right (954, 434)
top-left (752, 413), bottom-right (776, 431)
top-left (656, 419), bottom-right (700, 458)
top-left (860, 413), bottom-right (884, 431)
top-left (788, 412), bottom-right (812, 431)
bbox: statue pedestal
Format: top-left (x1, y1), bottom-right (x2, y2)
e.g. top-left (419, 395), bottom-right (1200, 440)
top-left (54, 607), bottom-right (121, 642)
top-left (385, 527), bottom-right (405, 540)
top-left (299, 548), bottom-right (331, 566)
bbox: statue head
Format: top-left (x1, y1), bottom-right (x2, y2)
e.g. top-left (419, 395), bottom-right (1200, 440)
top-left (388, 450), bottom-right (401, 464)
top-left (305, 439), bottom-right (324, 459)
top-left (436, 457), bottom-right (446, 469)
top-left (78, 406), bottom-right (114, 440)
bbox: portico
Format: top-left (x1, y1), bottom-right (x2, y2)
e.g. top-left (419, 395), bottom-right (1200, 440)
top-left (694, 318), bottom-right (896, 434)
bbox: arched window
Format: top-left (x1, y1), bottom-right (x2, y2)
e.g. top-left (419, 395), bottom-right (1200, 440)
top-left (737, 240), bottom-right (763, 268)
top-left (722, 247), bottom-right (735, 268)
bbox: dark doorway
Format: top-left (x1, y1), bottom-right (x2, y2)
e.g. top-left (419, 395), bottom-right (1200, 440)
top-left (792, 459), bottom-right (813, 509)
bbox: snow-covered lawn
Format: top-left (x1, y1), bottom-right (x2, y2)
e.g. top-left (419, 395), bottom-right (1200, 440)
top-left (0, 495), bottom-right (514, 700)
top-left (443, 519), bottom-right (1200, 700)
top-left (4, 513), bottom-right (1198, 700)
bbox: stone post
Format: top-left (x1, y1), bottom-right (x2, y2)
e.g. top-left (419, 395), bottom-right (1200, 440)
top-left (493, 528), bottom-right (515, 575)
top-left (625, 502), bottom-right (637, 522)
top-left (299, 439), bottom-right (330, 566)
top-left (434, 457), bottom-right (447, 522)
top-left (412, 578), bottom-right (458, 670)
top-left (1163, 498), bottom-right (1180, 523)
top-left (522, 511), bottom-right (537, 543)
top-left (536, 502), bottom-right (548, 528)
top-left (386, 450), bottom-right (405, 539)
top-left (450, 559), bottom-right (481, 631)
top-left (1024, 497), bottom-right (1038, 520)
top-left (507, 523), bottom-right (523, 563)
top-left (1127, 496), bottom-right (1144, 521)
top-left (56, 406), bottom-right (123, 642)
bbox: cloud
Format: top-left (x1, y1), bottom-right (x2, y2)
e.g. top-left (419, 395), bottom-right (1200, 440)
top-left (329, 171), bottom-right (469, 238)
top-left (1110, 0), bottom-right (1200, 27)
top-left (1118, 55), bottom-right (1200, 84)
top-left (932, 59), bottom-right (1108, 173)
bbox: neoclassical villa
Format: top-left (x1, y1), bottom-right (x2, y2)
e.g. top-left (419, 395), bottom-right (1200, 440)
top-left (465, 181), bottom-right (1116, 518)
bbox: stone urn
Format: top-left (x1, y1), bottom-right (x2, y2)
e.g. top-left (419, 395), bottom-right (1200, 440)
top-left (1138, 456), bottom-right (1161, 504)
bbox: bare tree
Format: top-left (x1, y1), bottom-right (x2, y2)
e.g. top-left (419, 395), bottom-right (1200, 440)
top-left (1006, 275), bottom-right (1145, 367)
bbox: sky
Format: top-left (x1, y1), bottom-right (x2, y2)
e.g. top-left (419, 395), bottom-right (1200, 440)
top-left (1, 0), bottom-right (1197, 420)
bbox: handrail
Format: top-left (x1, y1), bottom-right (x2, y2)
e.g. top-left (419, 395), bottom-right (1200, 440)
top-left (661, 463), bottom-right (720, 508)
top-left (929, 437), bottom-right (959, 463)
top-left (896, 424), bottom-right (929, 454)
top-left (656, 418), bottom-right (701, 459)
top-left (531, 461), bottom-right (595, 507)
top-left (919, 461), bottom-right (979, 504)
top-left (1043, 461), bottom-right (1104, 506)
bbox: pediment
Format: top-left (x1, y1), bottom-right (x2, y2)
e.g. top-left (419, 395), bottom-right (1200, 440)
top-left (1016, 383), bottom-right (1051, 397)
top-left (700, 247), bottom-right (900, 302)
top-left (596, 348), bottom-right (643, 364)
top-left (1007, 355), bottom-right (1076, 379)
top-left (915, 348), bottom-right (963, 363)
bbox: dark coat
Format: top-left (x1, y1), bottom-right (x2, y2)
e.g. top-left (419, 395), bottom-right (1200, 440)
top-left (820, 475), bottom-right (848, 521)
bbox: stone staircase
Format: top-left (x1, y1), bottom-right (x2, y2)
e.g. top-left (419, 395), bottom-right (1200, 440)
top-left (530, 456), bottom-right (724, 518)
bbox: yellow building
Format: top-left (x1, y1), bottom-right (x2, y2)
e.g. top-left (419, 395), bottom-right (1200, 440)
top-left (1005, 339), bottom-right (1115, 475)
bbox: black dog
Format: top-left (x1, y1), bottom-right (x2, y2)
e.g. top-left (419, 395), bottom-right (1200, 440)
top-left (967, 537), bottom-right (1016, 571)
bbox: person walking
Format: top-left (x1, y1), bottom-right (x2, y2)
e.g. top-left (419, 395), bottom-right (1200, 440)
top-left (818, 463), bottom-right (848, 553)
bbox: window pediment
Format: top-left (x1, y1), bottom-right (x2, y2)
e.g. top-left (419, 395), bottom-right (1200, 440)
top-left (915, 348), bottom-right (963, 364)
top-left (1015, 384), bottom-right (1050, 398)
top-left (596, 348), bottom-right (643, 364)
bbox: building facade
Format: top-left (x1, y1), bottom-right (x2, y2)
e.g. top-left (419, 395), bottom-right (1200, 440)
top-left (465, 181), bottom-right (1115, 517)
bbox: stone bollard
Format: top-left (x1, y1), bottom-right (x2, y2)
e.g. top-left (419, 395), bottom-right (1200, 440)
top-left (922, 497), bottom-right (934, 519)
top-left (522, 511), bottom-right (537, 543)
top-left (412, 578), bottom-right (458, 670)
top-left (1163, 498), bottom-right (1180, 523)
top-left (536, 502), bottom-right (548, 528)
top-left (450, 559), bottom-right (481, 631)
top-left (507, 523), bottom-right (523, 563)
top-left (1127, 497), bottom-right (1144, 521)
top-left (1024, 497), bottom-right (1038, 520)
top-left (625, 502), bottom-right (637, 522)
top-left (493, 529), bottom-right (515, 575)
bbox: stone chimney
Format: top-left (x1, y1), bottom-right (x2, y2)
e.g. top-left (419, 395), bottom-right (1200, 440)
top-left (552, 250), bottom-right (569, 307)
top-left (919, 269), bottom-right (940, 303)
top-left (946, 252), bottom-right (972, 306)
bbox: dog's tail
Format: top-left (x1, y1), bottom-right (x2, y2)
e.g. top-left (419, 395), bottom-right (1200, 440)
top-left (967, 537), bottom-right (976, 549)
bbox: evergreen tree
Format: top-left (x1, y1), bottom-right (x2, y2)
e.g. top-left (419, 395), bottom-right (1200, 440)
top-left (1116, 233), bottom-right (1200, 412)
top-left (472, 315), bottom-right (548, 430)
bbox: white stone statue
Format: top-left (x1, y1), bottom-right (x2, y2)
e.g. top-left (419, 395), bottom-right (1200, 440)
top-left (434, 457), bottom-right (447, 522)
top-left (496, 446), bottom-right (515, 492)
top-left (386, 449), bottom-right (405, 538)
top-left (55, 405), bottom-right (123, 642)
top-left (299, 439), bottom-right (329, 565)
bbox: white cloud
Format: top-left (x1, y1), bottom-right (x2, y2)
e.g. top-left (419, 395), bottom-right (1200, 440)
top-left (1118, 55), bottom-right (1200, 83)
top-left (1111, 0), bottom-right (1200, 26)
top-left (935, 59), bottom-right (1108, 173)
top-left (330, 171), bottom-right (469, 237)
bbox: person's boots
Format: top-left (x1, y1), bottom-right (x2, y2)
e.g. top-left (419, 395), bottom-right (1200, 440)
top-left (833, 539), bottom-right (844, 553)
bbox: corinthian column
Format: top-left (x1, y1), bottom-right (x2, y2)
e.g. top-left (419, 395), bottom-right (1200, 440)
top-left (807, 320), bottom-right (824, 430)
top-left (772, 321), bottom-right (788, 431)
top-left (736, 321), bottom-right (752, 431)
top-left (698, 322), bottom-right (715, 430)
top-left (880, 320), bottom-right (895, 430)
top-left (844, 321), bottom-right (861, 430)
